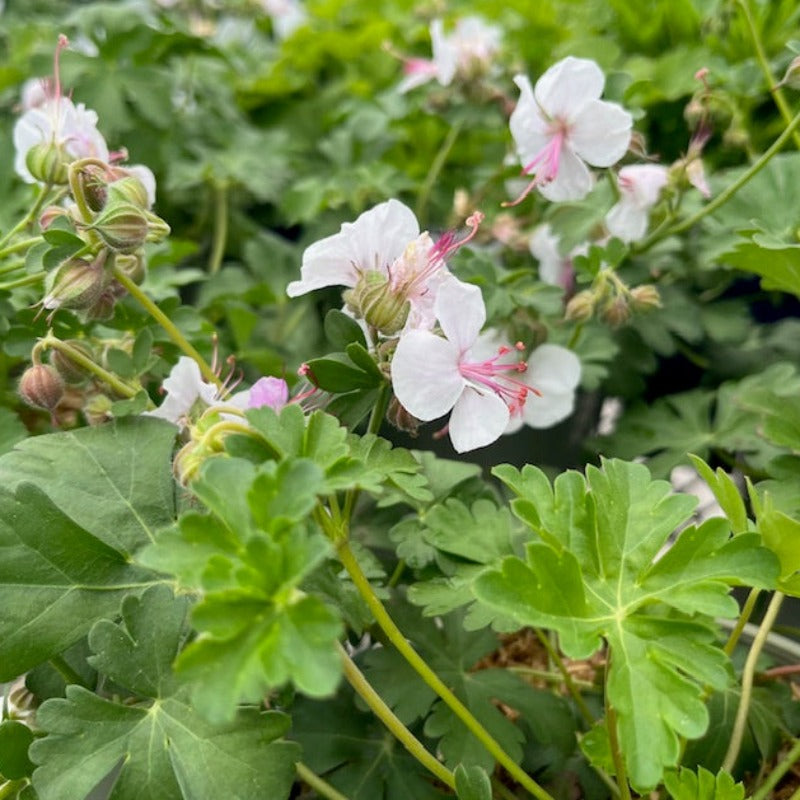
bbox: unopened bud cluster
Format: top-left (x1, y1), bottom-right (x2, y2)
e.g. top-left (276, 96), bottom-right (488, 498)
top-left (344, 271), bottom-right (410, 335)
top-left (565, 271), bottom-right (661, 328)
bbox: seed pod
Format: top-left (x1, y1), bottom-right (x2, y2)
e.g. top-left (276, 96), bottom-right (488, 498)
top-left (25, 141), bottom-right (69, 184)
top-left (49, 339), bottom-right (96, 384)
top-left (345, 271), bottom-right (409, 335)
top-left (88, 201), bottom-right (149, 253)
top-left (19, 364), bottom-right (65, 411)
top-left (42, 257), bottom-right (105, 312)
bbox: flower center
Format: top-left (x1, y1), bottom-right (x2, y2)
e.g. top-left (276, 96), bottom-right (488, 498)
top-left (504, 121), bottom-right (569, 207)
top-left (458, 343), bottom-right (538, 413)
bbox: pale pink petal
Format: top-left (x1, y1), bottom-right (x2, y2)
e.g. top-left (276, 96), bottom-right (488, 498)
top-left (529, 224), bottom-right (567, 286)
top-left (618, 164), bottom-right (668, 208)
top-left (605, 201), bottom-right (648, 242)
top-left (449, 387), bottom-right (509, 452)
top-left (569, 99), bottom-right (632, 167)
top-left (431, 20), bottom-right (458, 86)
top-left (509, 74), bottom-right (551, 166)
top-left (124, 165), bottom-right (157, 208)
top-left (522, 344), bottom-right (581, 428)
top-left (288, 199), bottom-right (419, 297)
top-left (434, 277), bottom-right (485, 352)
top-left (391, 330), bottom-right (464, 421)
top-left (534, 57), bottom-right (605, 120)
top-left (538, 146), bottom-right (594, 202)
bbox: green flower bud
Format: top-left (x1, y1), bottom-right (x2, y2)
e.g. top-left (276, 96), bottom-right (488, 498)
top-left (144, 210), bottom-right (171, 243)
top-left (601, 295), bottom-right (631, 327)
top-left (629, 284), bottom-right (662, 312)
top-left (115, 251), bottom-right (147, 285)
top-left (564, 289), bottom-right (595, 322)
top-left (107, 176), bottom-right (150, 210)
top-left (88, 201), bottom-right (149, 253)
top-left (83, 393), bottom-right (114, 426)
top-left (25, 141), bottom-right (69, 185)
top-left (19, 364), bottom-right (65, 412)
top-left (43, 256), bottom-right (106, 312)
top-left (83, 289), bottom-right (118, 321)
top-left (386, 396), bottom-right (420, 437)
top-left (49, 340), bottom-right (96, 384)
top-left (345, 270), bottom-right (409, 335)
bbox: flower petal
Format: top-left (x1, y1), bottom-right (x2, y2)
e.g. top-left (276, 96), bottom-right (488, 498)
top-left (529, 224), bottom-right (567, 286)
top-left (605, 200), bottom-right (648, 243)
top-left (448, 387), bottom-right (509, 452)
top-left (391, 330), bottom-right (463, 421)
top-left (431, 20), bottom-right (458, 86)
top-left (569, 99), bottom-right (632, 167)
top-left (434, 277), bottom-right (485, 352)
top-left (534, 57), bottom-right (605, 120)
top-left (538, 146), bottom-right (594, 202)
top-left (509, 74), bottom-right (551, 166)
top-left (288, 199), bottom-right (419, 297)
top-left (522, 344), bottom-right (581, 428)
top-left (522, 388), bottom-right (576, 428)
top-left (618, 164), bottom-right (668, 207)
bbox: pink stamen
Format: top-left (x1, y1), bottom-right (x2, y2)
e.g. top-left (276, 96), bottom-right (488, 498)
top-left (503, 128), bottom-right (566, 208)
top-left (54, 35), bottom-right (69, 101)
top-left (458, 346), bottom-right (540, 413)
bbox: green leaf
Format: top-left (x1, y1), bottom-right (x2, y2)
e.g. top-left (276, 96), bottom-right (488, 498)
top-left (0, 483), bottom-right (159, 680)
top-left (0, 720), bottom-right (35, 780)
top-left (305, 352), bottom-right (381, 393)
top-left (664, 767), bottom-right (744, 800)
top-left (291, 690), bottom-right (447, 800)
top-left (0, 407), bottom-right (26, 456)
top-left (454, 764), bottom-right (492, 800)
top-left (688, 456), bottom-right (749, 534)
top-left (324, 308), bottom-right (367, 350)
top-left (30, 587), bottom-right (299, 800)
top-left (0, 417), bottom-right (178, 555)
top-left (137, 455), bottom-right (342, 722)
top-left (723, 237), bottom-right (800, 298)
top-left (475, 459), bottom-right (779, 790)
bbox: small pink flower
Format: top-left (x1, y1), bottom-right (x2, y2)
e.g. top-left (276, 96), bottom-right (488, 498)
top-left (243, 376), bottom-right (289, 410)
top-left (391, 278), bottom-right (533, 452)
top-left (508, 56), bottom-right (632, 203)
top-left (605, 164), bottom-right (669, 243)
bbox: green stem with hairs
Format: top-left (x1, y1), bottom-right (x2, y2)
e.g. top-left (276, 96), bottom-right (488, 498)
top-left (338, 643), bottom-right (456, 791)
top-left (636, 106), bottom-right (800, 252)
top-left (50, 654), bottom-right (89, 688)
top-left (722, 591), bottom-right (785, 772)
top-left (208, 182), bottom-right (229, 275)
top-left (0, 183), bottom-right (53, 251)
top-left (506, 665), bottom-right (594, 690)
top-left (37, 335), bottom-right (143, 399)
top-left (0, 272), bottom-right (45, 291)
top-left (111, 263), bottom-right (220, 387)
top-left (336, 539), bottom-right (554, 800)
top-left (416, 118), bottom-right (465, 223)
top-left (0, 260), bottom-right (25, 277)
top-left (605, 701), bottom-right (632, 800)
top-left (750, 737), bottom-right (800, 800)
top-left (737, 0), bottom-right (800, 150)
top-left (295, 761), bottom-right (353, 800)
top-left (724, 588), bottom-right (760, 656)
top-left (0, 236), bottom-right (42, 260)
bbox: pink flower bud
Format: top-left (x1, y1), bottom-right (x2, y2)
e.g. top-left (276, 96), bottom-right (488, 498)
top-left (19, 364), bottom-right (65, 411)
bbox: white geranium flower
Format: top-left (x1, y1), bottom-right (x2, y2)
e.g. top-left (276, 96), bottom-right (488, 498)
top-left (399, 16), bottom-right (501, 93)
top-left (391, 278), bottom-right (533, 453)
top-left (260, 0), bottom-right (306, 39)
top-left (287, 199), bottom-right (481, 332)
top-left (508, 56), bottom-right (632, 203)
top-left (145, 357), bottom-right (218, 425)
top-left (605, 164), bottom-right (669, 242)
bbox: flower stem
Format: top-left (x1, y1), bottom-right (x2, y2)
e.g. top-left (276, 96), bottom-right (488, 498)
top-left (750, 737), bottom-right (800, 800)
top-left (295, 760), bottom-right (353, 800)
top-left (722, 590), bottom-right (785, 772)
top-left (0, 184), bottom-right (53, 251)
top-left (416, 118), bottom-right (465, 223)
top-left (637, 106), bottom-right (800, 251)
top-left (0, 260), bottom-right (25, 277)
top-left (0, 780), bottom-right (28, 799)
top-left (737, 0), bottom-right (800, 150)
top-left (605, 703), bottom-right (632, 800)
top-left (0, 236), bottom-right (42, 260)
top-left (111, 263), bottom-right (221, 387)
top-left (0, 272), bottom-right (45, 291)
top-left (208, 182), bottom-right (229, 276)
top-left (336, 539), bottom-right (554, 800)
top-left (38, 334), bottom-right (143, 399)
top-left (724, 588), bottom-right (760, 656)
top-left (50, 654), bottom-right (89, 688)
top-left (338, 642), bottom-right (456, 791)
top-left (533, 629), bottom-right (596, 725)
